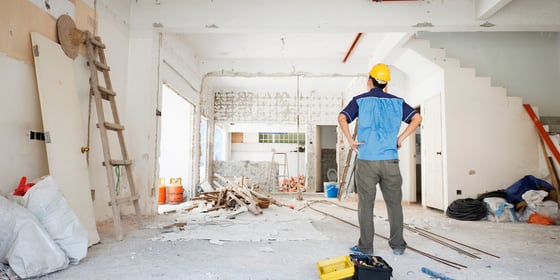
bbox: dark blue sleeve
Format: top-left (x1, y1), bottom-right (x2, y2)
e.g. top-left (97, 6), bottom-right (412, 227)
top-left (402, 101), bottom-right (417, 123)
top-left (340, 97), bottom-right (358, 123)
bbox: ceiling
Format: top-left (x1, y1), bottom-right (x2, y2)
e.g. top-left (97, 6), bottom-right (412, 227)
top-left (128, 0), bottom-right (560, 95)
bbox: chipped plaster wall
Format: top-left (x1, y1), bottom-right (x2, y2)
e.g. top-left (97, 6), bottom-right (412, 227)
top-left (214, 91), bottom-right (341, 124)
top-left (214, 90), bottom-right (341, 192)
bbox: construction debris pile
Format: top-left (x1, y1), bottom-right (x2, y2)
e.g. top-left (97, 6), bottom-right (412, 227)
top-left (446, 175), bottom-right (559, 225)
top-left (279, 175), bottom-right (306, 192)
top-left (188, 174), bottom-right (287, 217)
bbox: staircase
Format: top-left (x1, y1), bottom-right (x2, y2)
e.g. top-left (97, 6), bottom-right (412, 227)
top-left (395, 36), bottom-right (540, 207)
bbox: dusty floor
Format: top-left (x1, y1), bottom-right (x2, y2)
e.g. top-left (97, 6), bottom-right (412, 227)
top-left (10, 193), bottom-right (560, 280)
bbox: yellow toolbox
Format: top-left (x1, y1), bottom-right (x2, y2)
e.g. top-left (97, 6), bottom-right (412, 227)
top-left (316, 255), bottom-right (355, 280)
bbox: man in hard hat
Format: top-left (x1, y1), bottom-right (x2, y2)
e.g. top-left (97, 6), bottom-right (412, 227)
top-left (338, 63), bottom-right (422, 256)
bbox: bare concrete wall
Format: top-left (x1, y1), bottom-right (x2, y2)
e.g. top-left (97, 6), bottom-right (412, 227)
top-left (212, 160), bottom-right (274, 191)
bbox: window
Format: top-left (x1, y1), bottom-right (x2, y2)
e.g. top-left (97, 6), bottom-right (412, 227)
top-left (258, 132), bottom-right (305, 145)
top-left (214, 126), bottom-right (226, 161)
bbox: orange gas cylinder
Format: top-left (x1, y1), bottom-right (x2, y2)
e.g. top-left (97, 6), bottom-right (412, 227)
top-left (167, 178), bottom-right (184, 205)
top-left (158, 178), bottom-right (166, 205)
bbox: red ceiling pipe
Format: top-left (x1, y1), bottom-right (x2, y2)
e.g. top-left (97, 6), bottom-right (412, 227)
top-left (342, 32), bottom-right (363, 63)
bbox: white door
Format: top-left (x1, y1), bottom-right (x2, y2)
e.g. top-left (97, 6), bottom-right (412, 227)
top-left (423, 94), bottom-right (444, 210)
top-left (31, 32), bottom-right (100, 245)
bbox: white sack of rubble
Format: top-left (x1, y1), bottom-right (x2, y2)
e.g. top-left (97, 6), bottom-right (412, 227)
top-left (22, 175), bottom-right (88, 265)
top-left (0, 195), bottom-right (69, 278)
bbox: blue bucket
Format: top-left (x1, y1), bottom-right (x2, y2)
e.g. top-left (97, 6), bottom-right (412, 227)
top-left (325, 183), bottom-right (339, 198)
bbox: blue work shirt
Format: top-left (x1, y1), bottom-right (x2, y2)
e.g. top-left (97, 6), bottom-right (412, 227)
top-left (340, 88), bottom-right (417, 161)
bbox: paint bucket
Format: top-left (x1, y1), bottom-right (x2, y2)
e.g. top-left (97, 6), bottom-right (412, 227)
top-left (167, 178), bottom-right (184, 204)
top-left (158, 178), bottom-right (166, 205)
top-left (324, 182), bottom-right (338, 198)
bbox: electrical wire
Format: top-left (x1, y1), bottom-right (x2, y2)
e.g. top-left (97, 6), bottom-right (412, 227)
top-left (445, 198), bottom-right (487, 221)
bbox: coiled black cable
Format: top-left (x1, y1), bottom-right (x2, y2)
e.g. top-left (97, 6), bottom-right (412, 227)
top-left (446, 198), bottom-right (488, 221)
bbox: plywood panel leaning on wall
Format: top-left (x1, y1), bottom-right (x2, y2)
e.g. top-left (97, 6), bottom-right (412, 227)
top-left (30, 32), bottom-right (100, 246)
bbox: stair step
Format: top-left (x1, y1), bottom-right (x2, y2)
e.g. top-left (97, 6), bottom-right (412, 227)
top-left (439, 58), bottom-right (460, 68)
top-left (507, 96), bottom-right (522, 107)
top-left (474, 76), bottom-right (491, 88)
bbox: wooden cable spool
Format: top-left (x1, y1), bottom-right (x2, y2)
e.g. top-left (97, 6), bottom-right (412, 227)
top-left (56, 14), bottom-right (85, 59)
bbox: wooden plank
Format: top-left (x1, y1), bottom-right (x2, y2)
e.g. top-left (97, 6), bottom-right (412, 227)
top-left (524, 104), bottom-right (560, 204)
top-left (524, 104), bottom-right (560, 164)
top-left (539, 137), bottom-right (560, 204)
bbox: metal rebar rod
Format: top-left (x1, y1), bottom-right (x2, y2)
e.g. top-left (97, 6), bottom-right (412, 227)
top-left (410, 225), bottom-right (500, 259)
top-left (315, 200), bottom-right (500, 259)
top-left (406, 226), bottom-right (481, 259)
top-left (306, 202), bottom-right (466, 270)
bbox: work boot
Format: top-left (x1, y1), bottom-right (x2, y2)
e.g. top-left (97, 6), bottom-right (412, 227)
top-left (392, 247), bottom-right (406, 255)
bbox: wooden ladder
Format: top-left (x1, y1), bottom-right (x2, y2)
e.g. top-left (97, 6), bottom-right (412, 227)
top-left (269, 152), bottom-right (289, 191)
top-left (337, 123), bottom-right (358, 200)
top-left (84, 31), bottom-right (141, 240)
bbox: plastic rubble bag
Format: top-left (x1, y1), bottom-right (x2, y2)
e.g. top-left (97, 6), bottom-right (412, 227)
top-left (517, 190), bottom-right (550, 222)
top-left (22, 175), bottom-right (88, 265)
top-left (536, 200), bottom-right (559, 219)
top-left (0, 195), bottom-right (69, 278)
top-left (528, 212), bottom-right (555, 225)
top-left (483, 197), bottom-right (517, 223)
top-left (521, 190), bottom-right (549, 209)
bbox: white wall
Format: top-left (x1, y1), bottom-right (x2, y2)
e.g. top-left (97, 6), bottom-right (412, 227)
top-left (230, 133), bottom-right (306, 178)
top-left (418, 32), bottom-right (560, 117)
top-left (443, 65), bottom-right (540, 204)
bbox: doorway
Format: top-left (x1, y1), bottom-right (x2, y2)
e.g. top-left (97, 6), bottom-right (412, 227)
top-left (158, 84), bottom-right (194, 205)
top-left (316, 125), bottom-right (338, 192)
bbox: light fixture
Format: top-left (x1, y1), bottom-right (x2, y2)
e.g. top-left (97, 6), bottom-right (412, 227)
top-left (480, 21), bottom-right (495, 28)
top-left (411, 22), bottom-right (434, 28)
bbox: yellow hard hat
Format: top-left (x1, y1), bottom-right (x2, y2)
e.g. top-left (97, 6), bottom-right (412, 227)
top-left (369, 63), bottom-right (390, 83)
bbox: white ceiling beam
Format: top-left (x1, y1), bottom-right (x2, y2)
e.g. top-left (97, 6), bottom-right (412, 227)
top-left (476, 0), bottom-right (513, 20)
top-left (131, 0), bottom-right (560, 33)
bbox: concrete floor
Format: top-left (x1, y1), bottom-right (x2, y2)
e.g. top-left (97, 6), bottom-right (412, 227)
top-left (11, 193), bottom-right (560, 280)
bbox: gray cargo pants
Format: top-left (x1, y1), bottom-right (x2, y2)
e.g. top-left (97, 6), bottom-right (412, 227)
top-left (355, 159), bottom-right (407, 254)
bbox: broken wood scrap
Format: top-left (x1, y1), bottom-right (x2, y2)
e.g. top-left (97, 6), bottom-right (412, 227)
top-left (162, 222), bottom-right (186, 229)
top-left (230, 187), bottom-right (262, 215)
top-left (182, 204), bottom-right (198, 211)
top-left (203, 204), bottom-right (228, 212)
top-left (249, 189), bottom-right (284, 207)
top-left (186, 173), bottom-right (285, 215)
